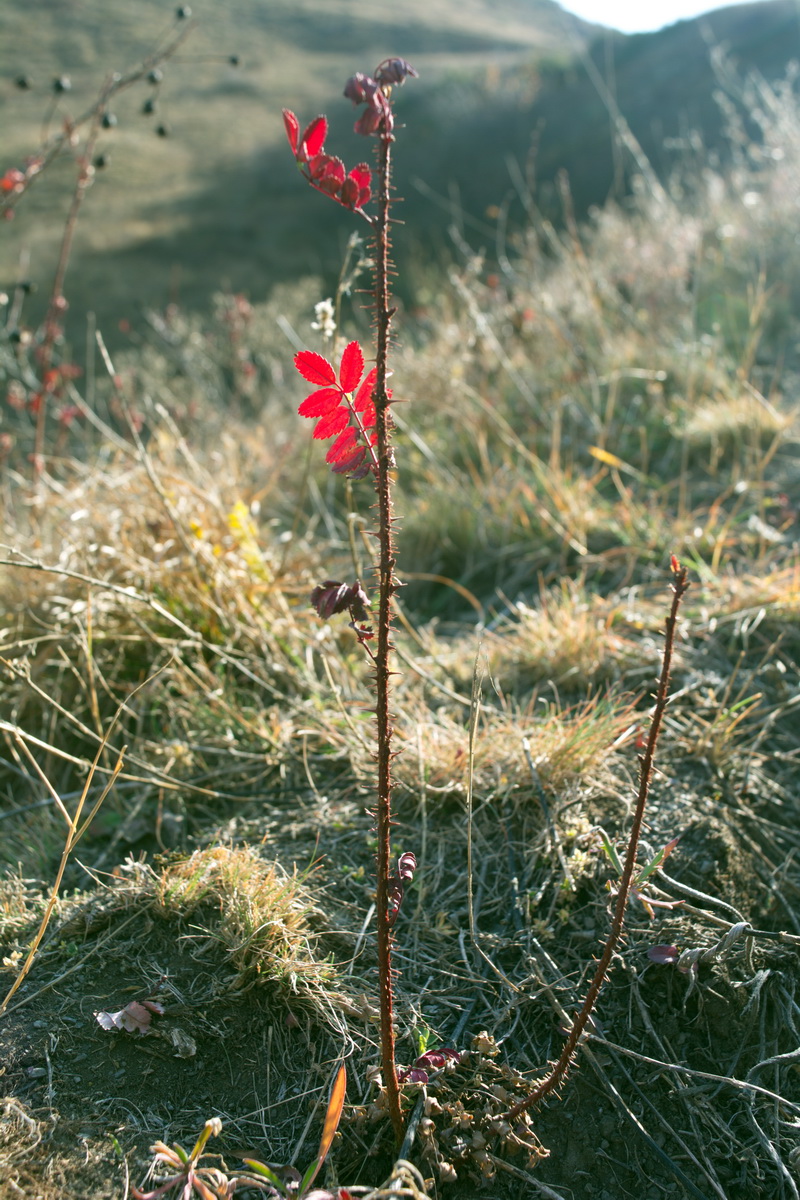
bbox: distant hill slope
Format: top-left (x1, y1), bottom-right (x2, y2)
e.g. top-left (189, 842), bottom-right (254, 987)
top-left (396, 0), bottom-right (800, 241)
top-left (0, 0), bottom-right (796, 339)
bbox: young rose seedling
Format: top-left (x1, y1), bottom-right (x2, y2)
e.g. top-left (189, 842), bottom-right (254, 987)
top-left (284, 59), bottom-right (418, 1145)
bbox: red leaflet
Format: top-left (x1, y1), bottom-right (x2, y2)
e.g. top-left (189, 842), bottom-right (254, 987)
top-left (339, 341), bottom-right (364, 391)
top-left (301, 115), bottom-right (327, 159)
top-left (313, 407), bottom-right (350, 440)
top-left (295, 350), bottom-right (337, 386)
top-left (326, 426), bottom-right (358, 463)
top-left (332, 446), bottom-right (367, 477)
top-left (283, 111), bottom-right (329, 165)
top-left (348, 163), bottom-right (371, 192)
top-left (354, 367), bottom-right (377, 412)
top-left (310, 155), bottom-right (346, 191)
top-left (282, 109), bottom-right (300, 156)
top-left (298, 387), bottom-right (341, 417)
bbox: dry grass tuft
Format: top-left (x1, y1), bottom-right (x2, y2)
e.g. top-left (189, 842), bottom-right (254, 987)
top-left (153, 844), bottom-right (332, 992)
top-left (393, 692), bottom-right (634, 803)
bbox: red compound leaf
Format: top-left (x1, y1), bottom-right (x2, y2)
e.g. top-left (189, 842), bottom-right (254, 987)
top-left (339, 341), bottom-right (364, 392)
top-left (295, 350), bottom-right (336, 387)
top-left (296, 341), bottom-right (375, 477)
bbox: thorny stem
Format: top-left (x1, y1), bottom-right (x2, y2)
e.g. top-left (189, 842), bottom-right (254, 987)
top-left (506, 563), bottom-right (690, 1121)
top-left (371, 122), bottom-right (404, 1145)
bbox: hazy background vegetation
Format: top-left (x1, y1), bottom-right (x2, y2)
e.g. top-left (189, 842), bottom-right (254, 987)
top-left (2, 0), bottom-right (798, 342)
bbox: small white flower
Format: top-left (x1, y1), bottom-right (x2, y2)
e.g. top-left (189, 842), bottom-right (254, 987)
top-left (311, 297), bottom-right (336, 340)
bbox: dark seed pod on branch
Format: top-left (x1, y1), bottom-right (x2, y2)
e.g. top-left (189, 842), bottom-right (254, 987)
top-left (53, 75), bottom-right (71, 94)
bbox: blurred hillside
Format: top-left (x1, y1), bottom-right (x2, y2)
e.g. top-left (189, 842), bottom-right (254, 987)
top-left (0, 0), bottom-right (798, 340)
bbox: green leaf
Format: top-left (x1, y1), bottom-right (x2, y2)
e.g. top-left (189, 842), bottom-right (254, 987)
top-left (243, 1160), bottom-right (288, 1195)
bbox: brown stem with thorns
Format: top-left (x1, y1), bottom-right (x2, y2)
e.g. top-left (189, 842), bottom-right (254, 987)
top-left (506, 562), bottom-right (690, 1121)
top-left (371, 122), bottom-right (403, 1144)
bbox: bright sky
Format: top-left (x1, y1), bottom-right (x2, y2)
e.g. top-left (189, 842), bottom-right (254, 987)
top-left (562, 0), bottom-right (769, 34)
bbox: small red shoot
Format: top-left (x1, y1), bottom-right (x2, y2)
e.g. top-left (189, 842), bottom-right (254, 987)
top-left (387, 851), bottom-right (417, 927)
top-left (282, 109), bottom-right (371, 213)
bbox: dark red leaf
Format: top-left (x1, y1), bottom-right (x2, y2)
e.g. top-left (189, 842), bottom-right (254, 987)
top-left (298, 387), bottom-right (342, 418)
top-left (313, 407), bottom-right (349, 440)
top-left (347, 580), bottom-right (371, 622)
top-left (397, 1067), bottom-right (429, 1084)
top-left (311, 581), bottom-right (351, 619)
top-left (326, 426), bottom-right (358, 464)
top-left (315, 175), bottom-right (344, 198)
top-left (388, 851), bottom-right (417, 926)
top-left (349, 163), bottom-right (371, 190)
top-left (295, 350), bottom-right (336, 387)
top-left (301, 115), bottom-right (327, 159)
top-left (340, 178), bottom-right (359, 209)
top-left (350, 458), bottom-right (372, 481)
top-left (282, 109), bottom-right (299, 155)
top-left (414, 1048), bottom-right (460, 1071)
top-left (310, 154), bottom-right (346, 186)
top-left (331, 446), bottom-right (367, 476)
top-left (347, 164), bottom-right (372, 208)
top-left (398, 851), bottom-right (417, 882)
top-left (339, 341), bottom-right (364, 392)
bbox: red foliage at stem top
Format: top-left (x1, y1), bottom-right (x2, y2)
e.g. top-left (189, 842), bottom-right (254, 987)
top-left (282, 109), bottom-right (371, 213)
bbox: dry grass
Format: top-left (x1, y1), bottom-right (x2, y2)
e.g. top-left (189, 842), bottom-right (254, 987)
top-left (1, 68), bottom-right (800, 1200)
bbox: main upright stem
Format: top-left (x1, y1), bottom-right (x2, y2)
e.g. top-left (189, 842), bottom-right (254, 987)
top-left (371, 127), bottom-right (403, 1144)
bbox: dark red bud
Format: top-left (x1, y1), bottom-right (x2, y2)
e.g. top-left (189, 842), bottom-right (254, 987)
top-left (374, 58), bottom-right (418, 86)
